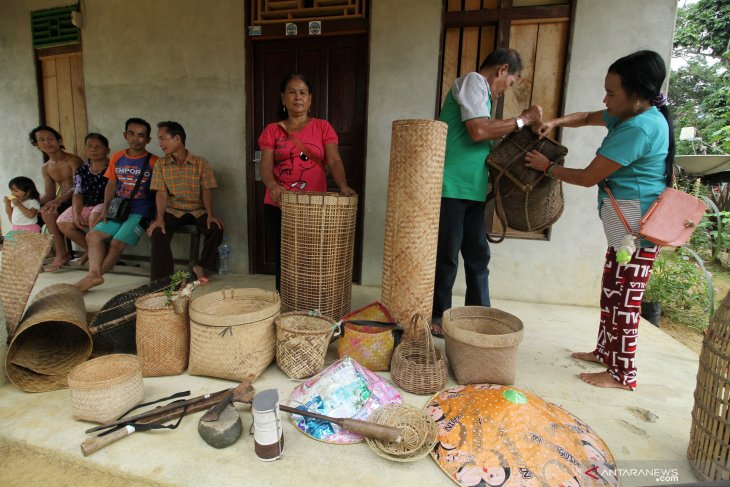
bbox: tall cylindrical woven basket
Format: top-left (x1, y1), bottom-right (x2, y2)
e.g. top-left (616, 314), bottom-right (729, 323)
top-left (280, 192), bottom-right (358, 320)
top-left (5, 284), bottom-right (91, 392)
top-left (135, 292), bottom-right (189, 377)
top-left (688, 290), bottom-right (730, 481)
top-left (381, 119), bottom-right (447, 324)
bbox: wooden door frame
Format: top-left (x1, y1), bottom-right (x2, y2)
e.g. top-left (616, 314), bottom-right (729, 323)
top-left (243, 2), bottom-right (371, 281)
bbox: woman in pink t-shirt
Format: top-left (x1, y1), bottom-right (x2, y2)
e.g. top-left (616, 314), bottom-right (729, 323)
top-left (258, 73), bottom-right (355, 289)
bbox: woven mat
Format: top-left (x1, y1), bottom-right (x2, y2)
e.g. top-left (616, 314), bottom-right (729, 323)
top-left (0, 232), bottom-right (53, 338)
top-left (6, 283), bottom-right (91, 392)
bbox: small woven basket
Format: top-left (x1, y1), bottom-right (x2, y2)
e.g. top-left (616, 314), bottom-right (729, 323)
top-left (390, 314), bottom-right (447, 395)
top-left (135, 292), bottom-right (189, 377)
top-left (189, 288), bottom-right (279, 381)
top-left (366, 403), bottom-right (438, 462)
top-left (275, 311), bottom-right (336, 379)
top-left (688, 290), bottom-right (730, 481)
top-left (443, 306), bottom-right (524, 385)
top-left (67, 354), bottom-right (144, 424)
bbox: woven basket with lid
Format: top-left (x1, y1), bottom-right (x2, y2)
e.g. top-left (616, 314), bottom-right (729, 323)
top-left (67, 354), bottom-right (144, 423)
top-left (189, 288), bottom-right (279, 381)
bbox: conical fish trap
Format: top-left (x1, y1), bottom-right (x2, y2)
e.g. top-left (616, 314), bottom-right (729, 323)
top-left (5, 284), bottom-right (91, 392)
top-left (688, 290), bottom-right (730, 481)
top-left (486, 129), bottom-right (568, 242)
top-left (381, 119), bottom-right (447, 324)
top-left (280, 192), bottom-right (358, 320)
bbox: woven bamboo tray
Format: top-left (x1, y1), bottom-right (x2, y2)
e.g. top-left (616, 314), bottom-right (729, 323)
top-left (6, 284), bottom-right (91, 392)
top-left (188, 288), bottom-right (279, 381)
top-left (88, 273), bottom-right (190, 353)
top-left (688, 290), bottom-right (730, 481)
top-left (443, 306), bottom-right (524, 385)
top-left (0, 232), bottom-right (53, 338)
top-left (135, 293), bottom-right (189, 377)
top-left (67, 354), bottom-right (144, 423)
top-left (280, 191), bottom-right (358, 320)
top-left (381, 119), bottom-right (447, 324)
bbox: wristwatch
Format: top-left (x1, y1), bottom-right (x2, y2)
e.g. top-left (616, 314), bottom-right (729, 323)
top-left (514, 117), bottom-right (525, 132)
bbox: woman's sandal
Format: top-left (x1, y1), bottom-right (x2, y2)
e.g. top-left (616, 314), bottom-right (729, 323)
top-left (430, 322), bottom-right (445, 338)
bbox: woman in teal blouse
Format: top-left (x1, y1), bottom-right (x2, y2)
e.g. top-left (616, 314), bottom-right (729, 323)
top-left (525, 50), bottom-right (675, 390)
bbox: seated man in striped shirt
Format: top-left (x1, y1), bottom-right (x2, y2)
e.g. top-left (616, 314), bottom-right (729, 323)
top-left (147, 121), bottom-right (224, 282)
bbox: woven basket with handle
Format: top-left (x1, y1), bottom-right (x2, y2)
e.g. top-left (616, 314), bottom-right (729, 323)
top-left (390, 313), bottom-right (447, 395)
top-left (188, 288), bottom-right (279, 381)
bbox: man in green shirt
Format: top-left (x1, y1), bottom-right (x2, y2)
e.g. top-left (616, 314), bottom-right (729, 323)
top-left (432, 48), bottom-right (542, 335)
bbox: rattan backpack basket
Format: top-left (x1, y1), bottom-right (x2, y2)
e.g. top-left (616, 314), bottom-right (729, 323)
top-left (390, 314), bottom-right (447, 395)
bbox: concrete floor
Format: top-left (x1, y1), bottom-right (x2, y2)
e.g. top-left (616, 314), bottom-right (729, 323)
top-left (0, 268), bottom-right (704, 486)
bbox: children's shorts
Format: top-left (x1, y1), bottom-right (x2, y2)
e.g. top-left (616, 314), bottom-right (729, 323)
top-left (93, 214), bottom-right (146, 246)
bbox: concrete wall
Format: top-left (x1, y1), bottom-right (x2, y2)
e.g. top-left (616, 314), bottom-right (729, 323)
top-left (0, 0), bottom-right (676, 305)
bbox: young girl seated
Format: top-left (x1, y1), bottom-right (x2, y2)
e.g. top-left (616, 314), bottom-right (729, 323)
top-left (57, 133), bottom-right (110, 265)
top-left (4, 176), bottom-right (42, 235)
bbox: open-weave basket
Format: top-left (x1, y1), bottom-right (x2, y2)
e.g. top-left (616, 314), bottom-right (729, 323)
top-left (486, 129), bottom-right (568, 243)
top-left (390, 314), bottom-right (447, 395)
top-left (67, 354), bottom-right (144, 423)
top-left (280, 191), bottom-right (358, 320)
top-left (443, 306), bottom-right (524, 385)
top-left (275, 311), bottom-right (336, 379)
top-left (688, 290), bottom-right (730, 481)
top-left (366, 403), bottom-right (438, 462)
top-left (135, 293), bottom-right (189, 377)
top-left (0, 232), bottom-right (53, 338)
top-left (188, 288), bottom-right (279, 381)
top-left (381, 119), bottom-right (447, 324)
top-left (5, 284), bottom-right (91, 392)
top-left (88, 273), bottom-right (190, 353)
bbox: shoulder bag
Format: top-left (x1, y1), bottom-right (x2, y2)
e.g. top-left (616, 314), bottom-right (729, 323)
top-left (105, 154), bottom-right (152, 222)
top-left (605, 183), bottom-right (706, 247)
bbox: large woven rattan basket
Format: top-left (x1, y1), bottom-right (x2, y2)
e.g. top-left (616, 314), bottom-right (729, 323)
top-left (0, 232), bottom-right (53, 338)
top-left (275, 311), bottom-right (336, 379)
top-left (486, 129), bottom-right (568, 243)
top-left (188, 288), bottom-right (279, 381)
top-left (67, 354), bottom-right (144, 423)
top-left (88, 274), bottom-right (190, 353)
top-left (381, 119), bottom-right (447, 324)
top-left (135, 293), bottom-right (189, 377)
top-left (443, 306), bottom-right (524, 385)
top-left (688, 290), bottom-right (730, 481)
top-left (5, 284), bottom-right (91, 392)
top-left (280, 191), bottom-right (358, 320)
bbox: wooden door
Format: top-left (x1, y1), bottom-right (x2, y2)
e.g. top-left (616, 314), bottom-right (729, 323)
top-left (247, 34), bottom-right (368, 282)
top-left (38, 50), bottom-right (87, 157)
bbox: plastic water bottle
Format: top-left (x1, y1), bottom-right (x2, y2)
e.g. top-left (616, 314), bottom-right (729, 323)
top-left (218, 238), bottom-right (231, 275)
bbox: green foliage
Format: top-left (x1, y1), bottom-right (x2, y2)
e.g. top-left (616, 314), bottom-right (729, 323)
top-left (670, 0), bottom-right (730, 155)
top-left (163, 271), bottom-right (189, 305)
top-left (644, 249), bottom-right (711, 329)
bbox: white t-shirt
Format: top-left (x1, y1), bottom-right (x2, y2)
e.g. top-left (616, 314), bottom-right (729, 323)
top-left (11, 198), bottom-right (41, 226)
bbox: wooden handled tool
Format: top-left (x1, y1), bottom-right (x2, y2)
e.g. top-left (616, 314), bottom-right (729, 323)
top-left (279, 404), bottom-right (402, 443)
top-left (81, 377), bottom-right (255, 456)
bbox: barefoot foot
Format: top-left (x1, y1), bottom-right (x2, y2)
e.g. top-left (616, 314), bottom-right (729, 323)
top-left (192, 265), bottom-right (208, 283)
top-left (579, 371), bottom-right (633, 390)
top-left (75, 274), bottom-right (104, 292)
top-left (70, 252), bottom-right (89, 266)
top-left (43, 254), bottom-right (71, 272)
top-left (571, 351), bottom-right (603, 364)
